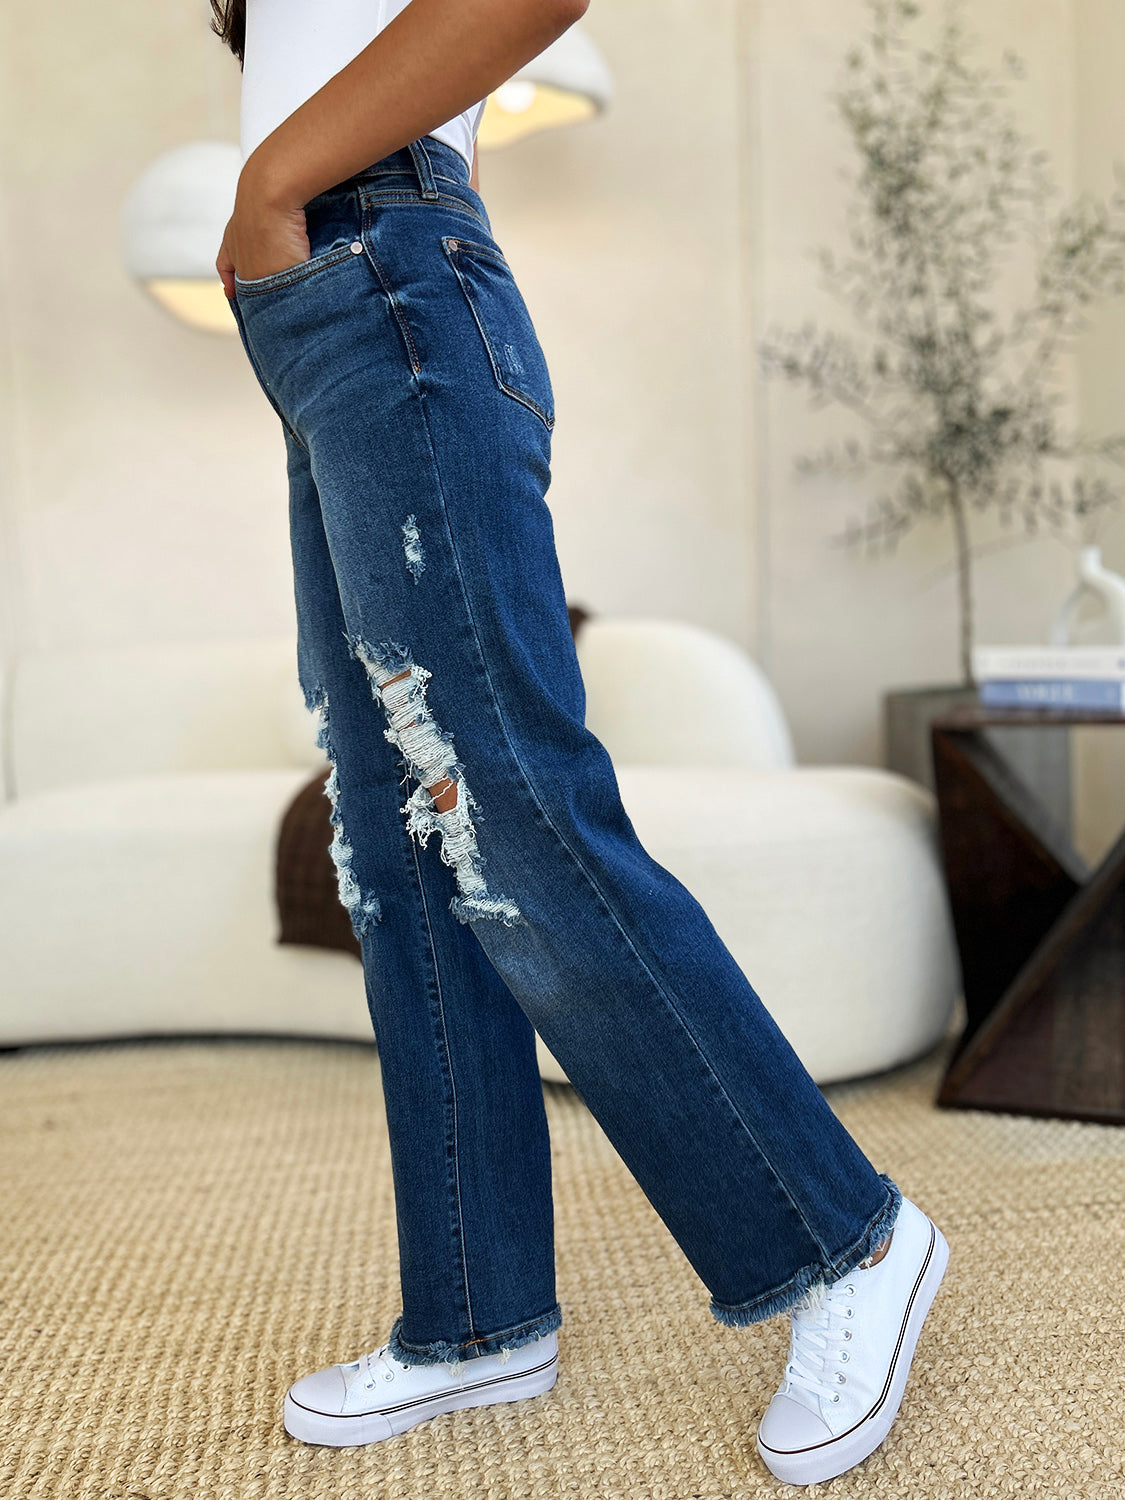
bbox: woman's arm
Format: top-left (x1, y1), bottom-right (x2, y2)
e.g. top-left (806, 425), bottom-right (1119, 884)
top-left (219, 0), bottom-right (587, 293)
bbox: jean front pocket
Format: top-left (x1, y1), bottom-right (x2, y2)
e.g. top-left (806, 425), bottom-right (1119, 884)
top-left (234, 237), bottom-right (363, 298)
top-left (441, 235), bottom-right (555, 431)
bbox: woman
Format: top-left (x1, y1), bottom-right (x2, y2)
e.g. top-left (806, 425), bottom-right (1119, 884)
top-left (212, 0), bottom-right (949, 1485)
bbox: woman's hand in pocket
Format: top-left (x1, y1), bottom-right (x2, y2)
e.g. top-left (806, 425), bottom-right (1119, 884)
top-left (216, 173), bottom-right (312, 298)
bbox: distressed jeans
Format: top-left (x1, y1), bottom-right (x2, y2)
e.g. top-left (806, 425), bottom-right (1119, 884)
top-left (230, 134), bottom-right (901, 1368)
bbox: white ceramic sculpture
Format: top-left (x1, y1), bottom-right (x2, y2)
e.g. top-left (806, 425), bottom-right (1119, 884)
top-left (1050, 544), bottom-right (1125, 646)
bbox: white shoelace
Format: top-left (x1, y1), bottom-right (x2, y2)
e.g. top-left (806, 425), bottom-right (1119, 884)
top-left (342, 1343), bottom-right (401, 1392)
top-left (348, 1340), bottom-right (514, 1391)
top-left (783, 1279), bottom-right (857, 1408)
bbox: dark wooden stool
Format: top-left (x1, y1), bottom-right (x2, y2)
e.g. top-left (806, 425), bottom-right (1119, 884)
top-left (931, 702), bottom-right (1125, 1124)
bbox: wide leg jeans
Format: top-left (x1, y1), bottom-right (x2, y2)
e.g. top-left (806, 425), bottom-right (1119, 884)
top-left (230, 133), bottom-right (900, 1367)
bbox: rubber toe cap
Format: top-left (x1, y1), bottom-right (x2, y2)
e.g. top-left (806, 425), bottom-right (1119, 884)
top-left (757, 1391), bottom-right (833, 1454)
top-left (287, 1364), bottom-right (348, 1417)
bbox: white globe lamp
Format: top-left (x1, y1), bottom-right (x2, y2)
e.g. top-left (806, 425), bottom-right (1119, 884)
top-left (121, 140), bottom-right (242, 335)
top-left (478, 23), bottom-right (613, 148)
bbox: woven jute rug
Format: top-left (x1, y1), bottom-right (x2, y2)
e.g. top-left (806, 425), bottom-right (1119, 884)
top-left (2, 1034), bottom-right (1123, 1499)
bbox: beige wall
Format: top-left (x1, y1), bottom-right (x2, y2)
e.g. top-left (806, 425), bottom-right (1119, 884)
top-left (0, 2), bottom-right (326, 660)
top-left (0, 0), bottom-right (755, 666)
top-left (1, 0), bottom-right (1123, 794)
top-left (482, 0), bottom-right (755, 645)
top-left (1071, 0), bottom-right (1125, 860)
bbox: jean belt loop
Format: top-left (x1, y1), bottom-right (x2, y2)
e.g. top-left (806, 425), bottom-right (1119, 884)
top-left (407, 137), bottom-right (440, 201)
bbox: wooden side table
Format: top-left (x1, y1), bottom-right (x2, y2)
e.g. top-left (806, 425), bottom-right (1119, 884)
top-left (931, 702), bottom-right (1125, 1124)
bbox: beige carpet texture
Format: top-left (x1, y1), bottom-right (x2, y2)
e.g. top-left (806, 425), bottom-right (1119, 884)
top-left (2, 1034), bottom-right (1124, 1499)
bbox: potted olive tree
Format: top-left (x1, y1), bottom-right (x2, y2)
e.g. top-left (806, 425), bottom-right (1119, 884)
top-left (760, 0), bottom-right (1125, 819)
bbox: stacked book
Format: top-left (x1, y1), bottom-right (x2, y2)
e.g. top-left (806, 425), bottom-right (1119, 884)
top-left (972, 645), bottom-right (1125, 710)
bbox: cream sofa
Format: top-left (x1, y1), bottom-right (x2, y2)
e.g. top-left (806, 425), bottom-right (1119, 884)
top-left (0, 619), bottom-right (960, 1084)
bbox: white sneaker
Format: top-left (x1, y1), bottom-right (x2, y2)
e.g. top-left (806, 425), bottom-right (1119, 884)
top-left (283, 1330), bottom-right (559, 1447)
top-left (756, 1197), bottom-right (948, 1486)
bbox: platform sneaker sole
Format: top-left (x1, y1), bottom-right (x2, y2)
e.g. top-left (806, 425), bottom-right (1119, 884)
top-left (283, 1348), bottom-right (559, 1447)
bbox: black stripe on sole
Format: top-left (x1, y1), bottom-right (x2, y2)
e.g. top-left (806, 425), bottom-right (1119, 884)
top-left (287, 1350), bottom-right (559, 1421)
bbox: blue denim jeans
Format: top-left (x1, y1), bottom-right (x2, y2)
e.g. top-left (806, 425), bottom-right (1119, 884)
top-left (230, 134), bottom-right (900, 1367)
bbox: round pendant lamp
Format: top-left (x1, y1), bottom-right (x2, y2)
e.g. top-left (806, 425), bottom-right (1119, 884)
top-left (121, 140), bottom-right (242, 335)
top-left (477, 22), bottom-right (613, 149)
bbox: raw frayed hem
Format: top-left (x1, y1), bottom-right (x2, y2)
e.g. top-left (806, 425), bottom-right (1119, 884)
top-left (385, 1304), bottom-right (562, 1370)
top-left (708, 1173), bottom-right (903, 1327)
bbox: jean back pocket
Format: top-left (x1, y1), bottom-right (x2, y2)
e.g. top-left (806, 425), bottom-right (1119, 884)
top-left (442, 235), bottom-right (555, 431)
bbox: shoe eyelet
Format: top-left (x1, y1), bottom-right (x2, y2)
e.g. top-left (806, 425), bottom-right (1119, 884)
top-left (364, 1381), bottom-right (374, 1390)
top-left (845, 1307), bottom-right (854, 1318)
top-left (836, 1373), bottom-right (847, 1384)
top-left (845, 1284), bottom-right (856, 1296)
top-left (383, 1371), bottom-right (395, 1381)
top-left (843, 1329), bottom-right (852, 1340)
top-left (832, 1393), bottom-right (841, 1403)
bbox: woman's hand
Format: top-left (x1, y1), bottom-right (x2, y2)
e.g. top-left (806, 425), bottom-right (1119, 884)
top-left (216, 175), bottom-right (313, 299)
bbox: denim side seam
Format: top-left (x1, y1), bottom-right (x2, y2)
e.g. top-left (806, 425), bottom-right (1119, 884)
top-left (708, 1173), bottom-right (903, 1327)
top-left (359, 224), bottom-right (424, 375)
top-left (407, 825), bottom-right (479, 1334)
top-left (386, 1304), bottom-right (562, 1368)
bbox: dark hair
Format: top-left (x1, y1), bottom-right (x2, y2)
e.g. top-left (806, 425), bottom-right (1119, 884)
top-left (209, 0), bottom-right (246, 68)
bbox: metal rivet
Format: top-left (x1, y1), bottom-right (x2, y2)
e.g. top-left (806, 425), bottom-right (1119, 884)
top-left (447, 239), bottom-right (458, 250)
top-left (350, 241), bottom-right (363, 254)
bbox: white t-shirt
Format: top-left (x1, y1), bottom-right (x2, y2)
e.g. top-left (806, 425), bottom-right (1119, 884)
top-left (240, 0), bottom-right (487, 170)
